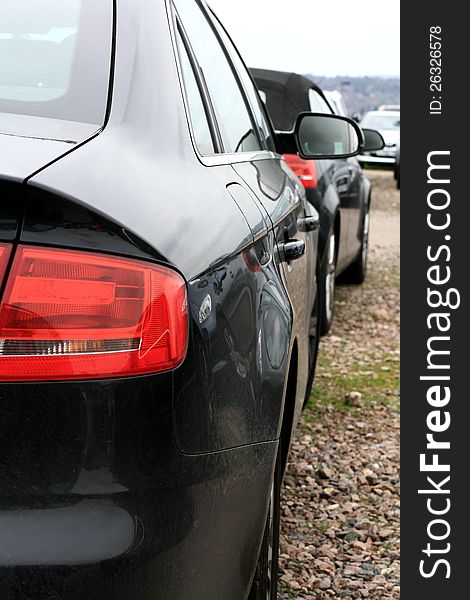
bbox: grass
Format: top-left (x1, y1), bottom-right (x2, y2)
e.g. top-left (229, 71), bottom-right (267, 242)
top-left (278, 587), bottom-right (298, 600)
top-left (303, 348), bottom-right (399, 419)
top-left (333, 287), bottom-right (348, 303)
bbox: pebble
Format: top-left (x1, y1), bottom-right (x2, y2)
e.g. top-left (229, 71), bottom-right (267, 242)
top-left (345, 391), bottom-right (363, 407)
top-left (316, 466), bottom-right (334, 480)
top-left (319, 577), bottom-right (332, 590)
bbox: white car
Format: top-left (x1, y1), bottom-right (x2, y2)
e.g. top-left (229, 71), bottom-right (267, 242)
top-left (357, 110), bottom-right (400, 167)
top-left (378, 104), bottom-right (400, 111)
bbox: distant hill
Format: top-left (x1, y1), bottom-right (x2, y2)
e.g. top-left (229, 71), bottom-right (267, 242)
top-left (305, 75), bottom-right (400, 117)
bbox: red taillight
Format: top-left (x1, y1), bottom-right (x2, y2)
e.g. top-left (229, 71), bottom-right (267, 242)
top-left (283, 154), bottom-right (318, 189)
top-left (0, 246), bottom-right (188, 381)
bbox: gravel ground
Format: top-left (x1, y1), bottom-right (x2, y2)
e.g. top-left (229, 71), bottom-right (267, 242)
top-left (279, 170), bottom-right (400, 599)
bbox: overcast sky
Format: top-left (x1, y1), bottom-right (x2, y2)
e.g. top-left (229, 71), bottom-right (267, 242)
top-left (208, 0), bottom-right (400, 77)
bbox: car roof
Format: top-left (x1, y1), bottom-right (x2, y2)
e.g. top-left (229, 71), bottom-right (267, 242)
top-left (250, 68), bottom-right (324, 96)
top-left (250, 67), bottom-right (330, 130)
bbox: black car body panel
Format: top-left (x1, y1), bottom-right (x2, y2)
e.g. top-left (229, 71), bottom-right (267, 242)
top-left (174, 244), bottom-right (292, 453)
top-left (22, 187), bottom-right (164, 263)
top-left (0, 0), bottom-right (319, 598)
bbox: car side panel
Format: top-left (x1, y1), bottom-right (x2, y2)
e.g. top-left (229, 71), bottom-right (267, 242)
top-left (311, 162), bottom-right (340, 263)
top-left (173, 233), bottom-right (292, 453)
top-left (343, 156), bottom-right (364, 261)
top-left (354, 173), bottom-right (372, 252)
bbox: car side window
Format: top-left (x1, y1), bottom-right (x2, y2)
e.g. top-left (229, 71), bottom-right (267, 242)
top-left (173, 0), bottom-right (262, 154)
top-left (210, 17), bottom-right (276, 153)
top-left (308, 89), bottom-right (333, 114)
top-left (175, 30), bottom-right (215, 155)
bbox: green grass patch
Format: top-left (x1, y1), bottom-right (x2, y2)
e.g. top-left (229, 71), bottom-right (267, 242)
top-left (278, 584), bottom-right (298, 599)
top-left (304, 350), bottom-right (399, 415)
top-left (333, 287), bottom-right (348, 303)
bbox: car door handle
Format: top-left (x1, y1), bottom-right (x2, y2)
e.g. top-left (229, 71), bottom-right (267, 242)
top-left (297, 215), bottom-right (320, 232)
top-left (279, 239), bottom-right (305, 262)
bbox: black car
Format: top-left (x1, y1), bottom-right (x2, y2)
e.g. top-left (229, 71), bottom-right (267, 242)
top-left (252, 69), bottom-right (379, 334)
top-left (0, 1), bottom-right (363, 598)
top-left (394, 144), bottom-right (401, 189)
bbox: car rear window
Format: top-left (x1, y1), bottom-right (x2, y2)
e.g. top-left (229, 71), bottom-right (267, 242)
top-left (0, 0), bottom-right (113, 126)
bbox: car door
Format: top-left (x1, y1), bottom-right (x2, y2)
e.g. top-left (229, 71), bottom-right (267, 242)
top-left (209, 12), bottom-right (317, 408)
top-left (170, 0), bottom-right (303, 458)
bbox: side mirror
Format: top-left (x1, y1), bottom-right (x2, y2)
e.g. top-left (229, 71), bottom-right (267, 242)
top-left (294, 113), bottom-right (364, 159)
top-left (362, 128), bottom-right (385, 152)
top-left (351, 112), bottom-right (362, 123)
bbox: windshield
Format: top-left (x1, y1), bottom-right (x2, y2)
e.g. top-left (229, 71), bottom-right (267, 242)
top-left (361, 113), bottom-right (400, 130)
top-left (0, 0), bottom-right (113, 126)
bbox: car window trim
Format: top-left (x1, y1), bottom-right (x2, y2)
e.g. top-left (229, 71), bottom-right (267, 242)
top-left (200, 150), bottom-right (278, 166)
top-left (167, 0), bottom-right (223, 155)
top-left (173, 12), bottom-right (223, 153)
top-left (103, 0), bottom-right (118, 129)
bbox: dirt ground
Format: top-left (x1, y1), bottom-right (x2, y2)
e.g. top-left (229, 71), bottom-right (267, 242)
top-left (279, 170), bottom-right (400, 599)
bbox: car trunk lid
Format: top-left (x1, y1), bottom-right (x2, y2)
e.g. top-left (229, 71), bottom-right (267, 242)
top-left (0, 113), bottom-right (100, 182)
